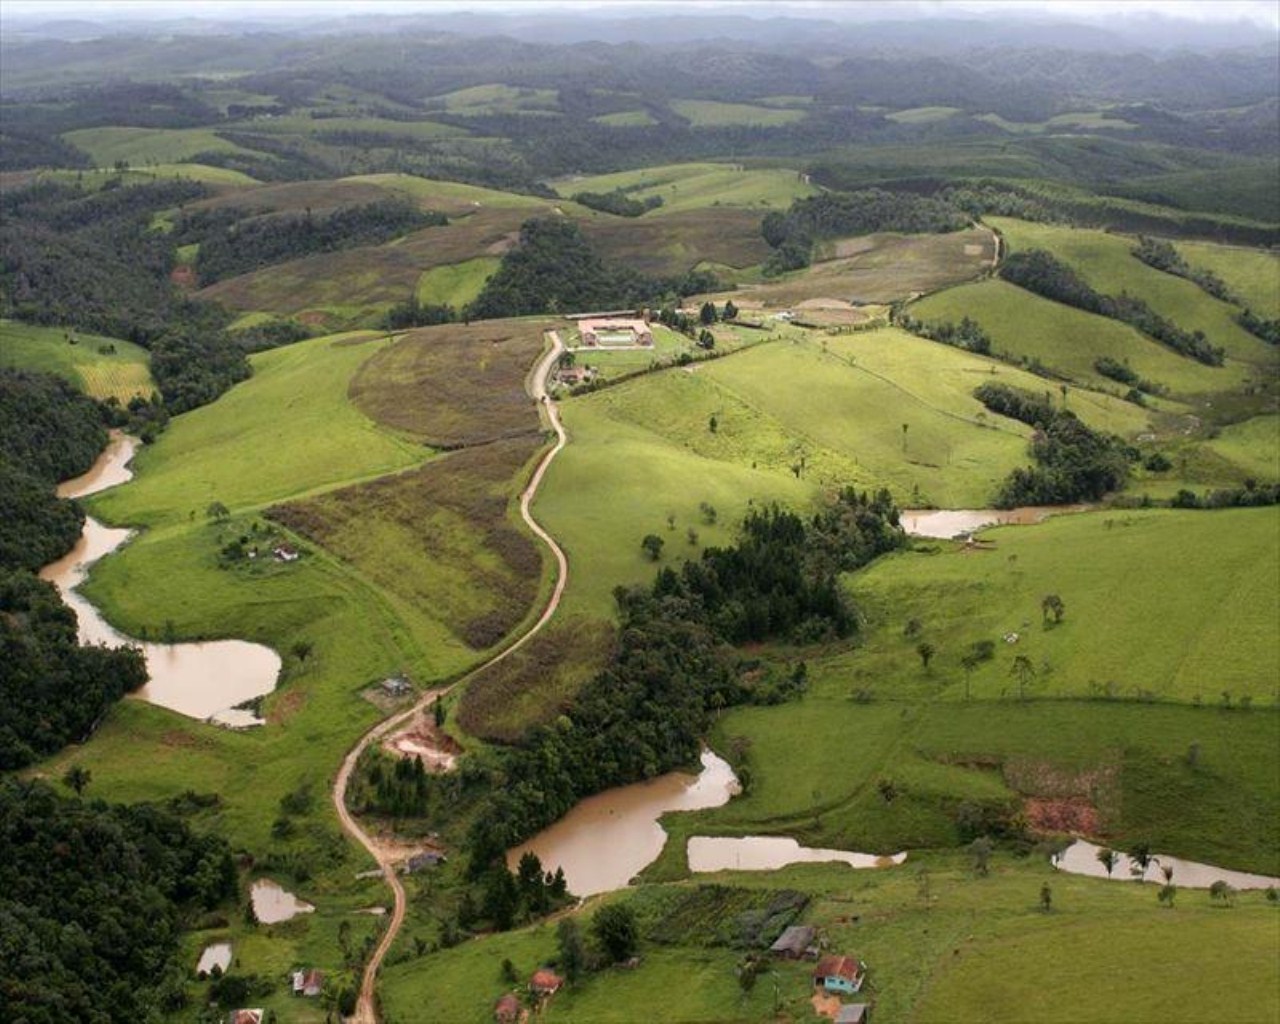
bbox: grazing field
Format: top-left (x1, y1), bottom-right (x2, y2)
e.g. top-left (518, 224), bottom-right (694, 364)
top-left (1174, 239), bottom-right (1280, 315)
top-left (670, 99), bottom-right (807, 127)
top-left (885, 105), bottom-right (963, 124)
top-left (989, 217), bottom-right (1277, 367)
top-left (427, 83), bottom-right (560, 114)
top-left (378, 855), bottom-right (1279, 1024)
top-left (270, 437), bottom-right (546, 654)
top-left (1045, 109), bottom-right (1139, 130)
top-left (721, 228), bottom-right (996, 307)
top-left (414, 256), bottom-right (500, 307)
top-left (591, 109), bottom-right (657, 126)
top-left (90, 331), bottom-right (424, 529)
top-left (62, 126), bottom-right (256, 166)
top-left (1201, 415), bottom-right (1280, 481)
top-left (0, 320), bottom-right (153, 402)
top-left (581, 207), bottom-right (773, 276)
top-left (240, 115), bottom-right (467, 140)
top-left (554, 162), bottom-right (817, 216)
top-left (183, 176), bottom-right (403, 216)
top-left (348, 319), bottom-right (547, 446)
top-left (910, 279), bottom-right (1252, 397)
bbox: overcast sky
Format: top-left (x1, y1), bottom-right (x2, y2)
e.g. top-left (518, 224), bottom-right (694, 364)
top-left (3, 0), bottom-right (1277, 21)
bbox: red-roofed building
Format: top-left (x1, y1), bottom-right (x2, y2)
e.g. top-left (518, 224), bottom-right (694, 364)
top-left (813, 954), bottom-right (866, 994)
top-left (494, 992), bottom-right (521, 1022)
top-left (529, 969), bottom-right (564, 997)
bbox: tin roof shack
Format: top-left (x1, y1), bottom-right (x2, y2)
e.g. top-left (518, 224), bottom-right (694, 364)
top-left (770, 924), bottom-right (817, 959)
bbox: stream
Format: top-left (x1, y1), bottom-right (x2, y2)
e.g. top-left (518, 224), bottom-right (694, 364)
top-left (39, 433), bottom-right (281, 727)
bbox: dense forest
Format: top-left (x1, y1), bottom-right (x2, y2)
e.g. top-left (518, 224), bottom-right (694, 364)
top-left (974, 382), bottom-right (1131, 506)
top-left (0, 779), bottom-right (237, 1022)
top-left (0, 179), bottom-right (251, 411)
top-left (760, 189), bottom-right (970, 275)
top-left (175, 199), bottom-right (446, 285)
top-left (1000, 248), bottom-right (1225, 365)
top-left (465, 491), bottom-right (905, 874)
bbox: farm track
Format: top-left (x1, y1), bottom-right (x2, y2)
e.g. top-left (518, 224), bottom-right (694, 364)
top-left (334, 330), bottom-right (569, 1024)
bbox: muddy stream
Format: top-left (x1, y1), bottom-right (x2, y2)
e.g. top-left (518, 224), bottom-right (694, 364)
top-left (38, 433), bottom-right (281, 726)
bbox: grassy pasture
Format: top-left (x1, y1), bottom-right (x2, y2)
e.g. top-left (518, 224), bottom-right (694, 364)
top-left (348, 319), bottom-right (548, 447)
top-left (1045, 109), bottom-right (1138, 130)
top-left (183, 176), bottom-right (400, 216)
top-left (270, 437), bottom-right (546, 655)
top-left (236, 115), bottom-right (466, 140)
top-left (911, 278), bottom-right (1252, 398)
top-left (555, 162), bottom-right (816, 216)
top-left (0, 319), bottom-right (153, 402)
top-left (591, 109), bottom-right (657, 126)
top-left (1174, 239), bottom-right (1280, 316)
top-left (670, 99), bottom-right (807, 127)
top-left (581, 207), bottom-right (774, 276)
top-left (1201, 415), bottom-right (1280, 481)
top-left (62, 126), bottom-right (255, 166)
top-left (885, 106), bottom-right (963, 124)
top-left (90, 331), bottom-right (423, 529)
top-left (1111, 161), bottom-right (1280, 223)
top-left (989, 217), bottom-right (1277, 367)
top-left (414, 256), bottom-right (500, 307)
top-left (722, 228), bottom-right (995, 307)
top-left (427, 83), bottom-right (559, 114)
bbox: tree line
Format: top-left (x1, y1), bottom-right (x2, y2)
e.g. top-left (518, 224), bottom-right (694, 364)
top-left (0, 778), bottom-right (237, 1022)
top-left (1000, 248), bottom-right (1225, 365)
top-left (570, 189), bottom-right (664, 218)
top-left (0, 178), bottom-right (251, 412)
top-left (760, 189), bottom-right (970, 276)
top-left (464, 491), bottom-right (905, 876)
top-left (973, 381), bottom-right (1132, 506)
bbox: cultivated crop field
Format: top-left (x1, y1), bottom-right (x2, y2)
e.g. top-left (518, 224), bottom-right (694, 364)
top-left (0, 319), bottom-right (154, 402)
top-left (554, 162), bottom-right (817, 216)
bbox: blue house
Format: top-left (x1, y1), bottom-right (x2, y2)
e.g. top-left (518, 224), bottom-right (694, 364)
top-left (813, 954), bottom-right (865, 994)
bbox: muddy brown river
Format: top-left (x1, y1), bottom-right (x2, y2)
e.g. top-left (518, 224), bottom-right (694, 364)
top-left (507, 749), bottom-right (741, 897)
top-left (39, 433), bottom-right (281, 726)
top-left (1053, 840), bottom-right (1280, 890)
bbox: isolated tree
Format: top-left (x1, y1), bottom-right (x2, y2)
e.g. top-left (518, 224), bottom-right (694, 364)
top-left (708, 414), bottom-right (718, 433)
top-left (433, 696), bottom-right (445, 729)
top-left (666, 512), bottom-right (676, 530)
top-left (686, 527), bottom-right (699, 546)
top-left (723, 300), bottom-right (738, 321)
top-left (969, 836), bottom-right (993, 877)
top-left (592, 904), bottom-right (638, 963)
top-left (699, 501), bottom-right (718, 525)
top-left (699, 301), bottom-right (717, 325)
top-left (556, 918), bottom-right (586, 983)
top-left (1041, 593), bottom-right (1065, 625)
top-left (641, 534), bottom-right (664, 561)
top-left (1160, 863), bottom-right (1174, 884)
top-left (291, 639), bottom-right (314, 663)
top-left (500, 957), bottom-right (518, 985)
top-left (1096, 847), bottom-right (1120, 878)
top-left (1128, 842), bottom-right (1154, 881)
top-left (903, 618), bottom-right (923, 638)
top-left (960, 652), bottom-right (980, 701)
top-left (901, 422), bottom-right (909, 454)
top-left (62, 764), bottom-right (91, 796)
top-left (1158, 884), bottom-right (1177, 908)
top-left (206, 501), bottom-right (230, 523)
top-left (1010, 654), bottom-right (1036, 700)
top-left (1039, 882), bottom-right (1053, 912)
top-left (917, 641), bottom-right (936, 671)
top-left (1209, 880), bottom-right (1236, 907)
top-left (698, 328), bottom-right (716, 349)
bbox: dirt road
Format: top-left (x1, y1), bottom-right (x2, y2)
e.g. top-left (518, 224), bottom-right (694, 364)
top-left (334, 330), bottom-right (569, 1024)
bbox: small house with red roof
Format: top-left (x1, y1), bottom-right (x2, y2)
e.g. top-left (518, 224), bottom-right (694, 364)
top-left (813, 954), bottom-right (866, 994)
top-left (494, 992), bottom-right (521, 1022)
top-left (529, 968), bottom-right (564, 997)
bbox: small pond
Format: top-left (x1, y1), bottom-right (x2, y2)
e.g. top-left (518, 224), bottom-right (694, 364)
top-left (250, 878), bottom-right (315, 924)
top-left (688, 836), bottom-right (907, 873)
top-left (1053, 840), bottom-right (1279, 890)
top-left (195, 941), bottom-right (232, 975)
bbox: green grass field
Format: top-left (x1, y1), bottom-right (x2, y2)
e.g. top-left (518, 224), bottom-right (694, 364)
top-left (62, 126), bottom-right (257, 166)
top-left (591, 110), bottom-right (657, 127)
top-left (1174, 240), bottom-right (1280, 315)
top-left (885, 106), bottom-right (963, 124)
top-left (553, 162), bottom-right (817, 216)
top-left (989, 217), bottom-right (1277, 368)
top-left (414, 256), bottom-right (500, 307)
top-left (0, 319), bottom-right (154, 401)
top-left (670, 99), bottom-right (807, 127)
top-left (241, 115), bottom-right (467, 140)
top-left (427, 83), bottom-right (560, 115)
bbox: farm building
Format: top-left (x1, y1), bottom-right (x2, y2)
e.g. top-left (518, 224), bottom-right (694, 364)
top-left (227, 1012), bottom-right (264, 1024)
top-left (769, 924), bottom-right (817, 959)
top-left (556, 365), bottom-right (595, 386)
top-left (578, 318), bottom-right (653, 347)
top-left (402, 851), bottom-right (446, 874)
top-left (529, 968), bottom-right (564, 997)
top-left (291, 968), bottom-right (324, 997)
top-left (380, 676), bottom-right (413, 698)
top-left (835, 1004), bottom-right (871, 1024)
top-left (813, 954), bottom-right (866, 994)
top-left (494, 992), bottom-right (521, 1023)
top-left (272, 544), bottom-right (299, 563)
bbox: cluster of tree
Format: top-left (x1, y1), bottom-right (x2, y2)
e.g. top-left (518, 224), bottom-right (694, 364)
top-left (1000, 249), bottom-right (1224, 365)
top-left (0, 129), bottom-right (93, 172)
top-left (1170, 481), bottom-right (1280, 509)
top-left (468, 851), bottom-right (570, 932)
top-left (175, 200), bottom-right (446, 285)
top-left (353, 751), bottom-right (432, 818)
top-left (1237, 308), bottom-right (1280, 346)
top-left (0, 779), bottom-right (236, 1022)
top-left (1131, 236), bottom-right (1234, 301)
top-left (570, 189), bottom-right (663, 217)
top-left (550, 904), bottom-right (640, 987)
top-left (0, 179), bottom-right (251, 411)
top-left (465, 491), bottom-right (903, 872)
top-left (229, 316), bottom-right (313, 352)
top-left (897, 313), bottom-right (992, 354)
top-left (974, 382), bottom-right (1131, 506)
top-left (383, 297), bottom-right (459, 330)
top-left (760, 188), bottom-right (969, 276)
top-left (1092, 356), bottom-right (1162, 396)
top-left (464, 218), bottom-right (719, 320)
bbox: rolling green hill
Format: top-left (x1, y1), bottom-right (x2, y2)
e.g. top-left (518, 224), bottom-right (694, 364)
top-left (0, 320), bottom-right (153, 402)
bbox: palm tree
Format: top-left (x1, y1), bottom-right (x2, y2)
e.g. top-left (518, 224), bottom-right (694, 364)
top-left (1096, 847), bottom-right (1120, 878)
top-left (62, 764), bottom-right (91, 796)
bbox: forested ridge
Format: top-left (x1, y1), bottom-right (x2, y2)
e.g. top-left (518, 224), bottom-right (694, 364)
top-left (465, 492), bottom-right (905, 873)
top-left (0, 179), bottom-right (251, 412)
top-left (0, 779), bottom-right (237, 1022)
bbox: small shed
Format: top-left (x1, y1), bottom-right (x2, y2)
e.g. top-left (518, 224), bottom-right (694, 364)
top-left (273, 544), bottom-right (299, 563)
top-left (836, 1004), bottom-right (871, 1024)
top-left (228, 1012), bottom-right (264, 1024)
top-left (529, 968), bottom-right (564, 997)
top-left (494, 992), bottom-right (521, 1023)
top-left (402, 851), bottom-right (446, 874)
top-left (380, 676), bottom-right (412, 698)
top-left (813, 954), bottom-right (865, 994)
top-left (769, 924), bottom-right (816, 959)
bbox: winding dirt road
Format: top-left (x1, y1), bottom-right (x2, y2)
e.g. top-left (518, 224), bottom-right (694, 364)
top-left (334, 330), bottom-right (569, 1024)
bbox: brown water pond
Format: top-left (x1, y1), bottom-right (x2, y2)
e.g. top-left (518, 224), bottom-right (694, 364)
top-left (38, 433), bottom-right (281, 725)
top-left (901, 506), bottom-right (1088, 539)
top-left (195, 942), bottom-right (232, 975)
top-left (506, 749), bottom-right (740, 897)
top-left (687, 836), bottom-right (907, 873)
top-left (1053, 840), bottom-right (1280, 890)
top-left (250, 878), bottom-right (315, 924)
